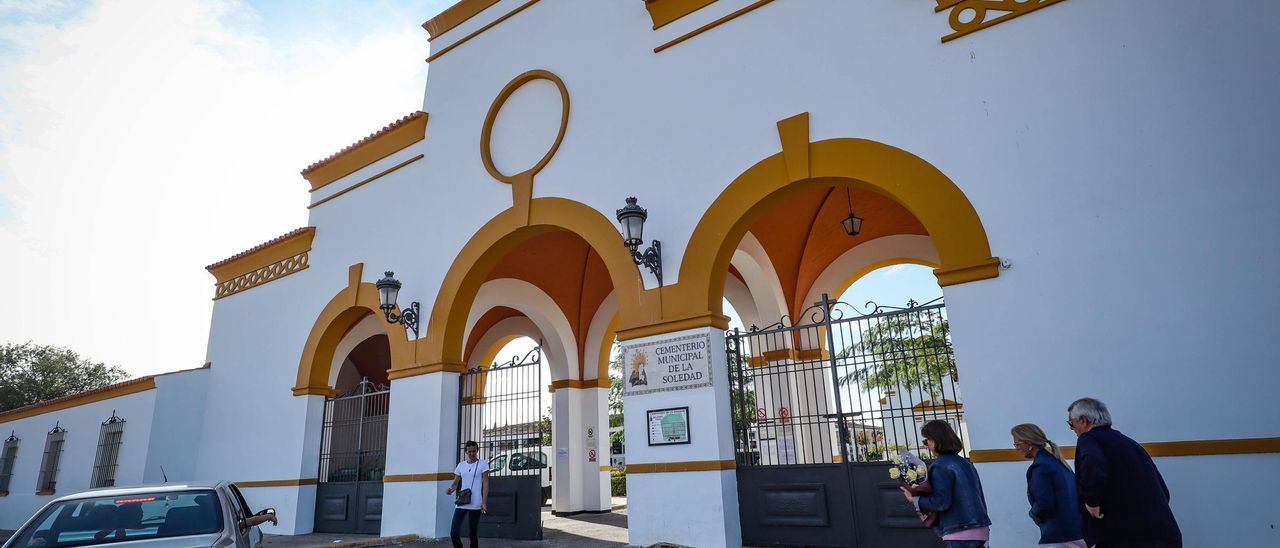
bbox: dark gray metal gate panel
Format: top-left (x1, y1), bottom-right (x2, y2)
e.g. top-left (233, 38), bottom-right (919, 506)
top-left (728, 296), bottom-right (961, 548)
top-left (478, 476), bottom-right (542, 540)
top-left (459, 346), bottom-right (545, 541)
top-left (315, 379), bottom-right (389, 535)
top-left (736, 464), bottom-right (855, 547)
top-left (847, 464), bottom-right (942, 548)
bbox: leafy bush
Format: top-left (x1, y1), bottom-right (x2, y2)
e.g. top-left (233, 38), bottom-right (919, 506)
top-left (610, 470), bottom-right (626, 497)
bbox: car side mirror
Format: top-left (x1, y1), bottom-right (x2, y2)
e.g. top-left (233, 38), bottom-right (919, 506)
top-left (255, 508), bottom-right (276, 517)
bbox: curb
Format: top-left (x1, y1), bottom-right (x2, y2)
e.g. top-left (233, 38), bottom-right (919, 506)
top-left (328, 534), bottom-right (421, 547)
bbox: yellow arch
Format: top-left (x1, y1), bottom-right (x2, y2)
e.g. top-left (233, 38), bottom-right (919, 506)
top-left (671, 137), bottom-right (999, 321)
top-left (829, 258), bottom-right (941, 304)
top-left (398, 198), bottom-right (651, 380)
top-left (595, 313), bottom-right (620, 382)
top-left (294, 266), bottom-right (415, 396)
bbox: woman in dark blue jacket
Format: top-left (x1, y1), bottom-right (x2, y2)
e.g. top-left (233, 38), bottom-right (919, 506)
top-left (1012, 423), bottom-right (1085, 548)
top-left (901, 420), bottom-right (991, 547)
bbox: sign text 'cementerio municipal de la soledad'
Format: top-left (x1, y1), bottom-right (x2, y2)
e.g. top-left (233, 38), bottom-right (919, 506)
top-left (622, 333), bottom-right (713, 396)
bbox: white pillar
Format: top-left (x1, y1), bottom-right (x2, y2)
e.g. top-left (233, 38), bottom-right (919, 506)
top-left (381, 371), bottom-right (460, 539)
top-left (622, 327), bottom-right (741, 548)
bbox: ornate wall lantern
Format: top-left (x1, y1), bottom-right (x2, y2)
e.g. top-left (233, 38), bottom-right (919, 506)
top-left (616, 197), bottom-right (662, 286)
top-left (376, 271), bottom-right (420, 338)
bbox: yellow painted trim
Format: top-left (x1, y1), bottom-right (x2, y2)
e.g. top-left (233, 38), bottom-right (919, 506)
top-left (549, 378), bottom-right (611, 391)
top-left (423, 0), bottom-right (501, 39)
top-left (236, 478), bottom-right (318, 488)
top-left (673, 134), bottom-right (999, 325)
top-left (615, 311), bottom-right (729, 342)
top-left (409, 198), bottom-right (650, 381)
top-left (654, 0), bottom-right (776, 54)
top-left (595, 314), bottom-right (621, 383)
top-left (302, 113), bottom-right (427, 192)
top-left (644, 0), bottom-right (717, 30)
top-left (0, 378), bottom-right (157, 424)
top-left (387, 361), bottom-right (467, 380)
top-left (425, 0), bottom-right (541, 63)
top-left (309, 154), bottom-right (423, 210)
top-left (934, 257), bottom-right (1001, 287)
top-left (970, 437), bottom-right (1280, 463)
top-left (627, 459), bottom-right (736, 474)
top-left (36, 490), bottom-right (55, 496)
top-left (207, 228), bottom-right (316, 288)
top-left (776, 112), bottom-right (810, 182)
top-left (937, 0), bottom-right (1071, 43)
top-left (478, 69), bottom-right (569, 224)
top-left (293, 263), bottom-right (416, 396)
top-left (384, 473), bottom-right (455, 483)
top-left (600, 465), bottom-right (612, 471)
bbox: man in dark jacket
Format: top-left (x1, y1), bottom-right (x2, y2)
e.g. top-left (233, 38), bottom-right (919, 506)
top-left (1068, 397), bottom-right (1182, 548)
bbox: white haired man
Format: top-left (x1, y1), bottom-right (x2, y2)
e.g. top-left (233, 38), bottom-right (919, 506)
top-left (1068, 397), bottom-right (1181, 548)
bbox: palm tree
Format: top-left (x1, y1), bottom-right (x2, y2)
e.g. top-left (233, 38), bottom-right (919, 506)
top-left (837, 309), bottom-right (955, 394)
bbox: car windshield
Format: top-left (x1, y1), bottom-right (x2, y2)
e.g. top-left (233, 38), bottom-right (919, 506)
top-left (9, 490), bottom-right (223, 547)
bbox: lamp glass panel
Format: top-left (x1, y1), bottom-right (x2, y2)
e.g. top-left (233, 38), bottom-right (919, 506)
top-left (379, 285), bottom-right (399, 308)
top-left (622, 215), bottom-right (643, 242)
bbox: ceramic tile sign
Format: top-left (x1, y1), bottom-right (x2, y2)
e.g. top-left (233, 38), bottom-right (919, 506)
top-left (647, 406), bottom-right (691, 446)
top-left (622, 333), bottom-right (712, 395)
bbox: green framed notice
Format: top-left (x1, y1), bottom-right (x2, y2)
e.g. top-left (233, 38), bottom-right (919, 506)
top-left (647, 406), bottom-right (690, 446)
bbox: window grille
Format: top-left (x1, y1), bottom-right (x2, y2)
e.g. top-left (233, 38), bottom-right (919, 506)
top-left (90, 412), bottom-right (126, 488)
top-left (36, 423), bottom-right (66, 493)
top-left (0, 432), bottom-right (19, 494)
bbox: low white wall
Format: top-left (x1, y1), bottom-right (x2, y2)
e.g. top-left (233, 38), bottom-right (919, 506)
top-left (0, 389), bottom-right (157, 529)
top-left (143, 368), bottom-right (210, 483)
top-left (979, 453), bottom-right (1280, 546)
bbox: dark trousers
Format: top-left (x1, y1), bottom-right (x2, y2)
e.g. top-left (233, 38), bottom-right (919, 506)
top-left (450, 508), bottom-right (482, 548)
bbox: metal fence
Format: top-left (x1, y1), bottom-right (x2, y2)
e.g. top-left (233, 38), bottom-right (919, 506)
top-left (36, 424), bottom-right (66, 492)
top-left (90, 412), bottom-right (126, 488)
top-left (318, 378), bottom-right (390, 484)
top-left (728, 295), bottom-right (965, 467)
top-left (458, 345), bottom-right (545, 476)
top-left (0, 434), bottom-right (18, 493)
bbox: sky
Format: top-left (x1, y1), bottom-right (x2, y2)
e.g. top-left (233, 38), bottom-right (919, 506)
top-left (0, 0), bottom-right (943, 380)
top-left (1, 0), bottom-right (450, 376)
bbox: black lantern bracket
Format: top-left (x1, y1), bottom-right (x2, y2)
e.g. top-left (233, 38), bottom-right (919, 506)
top-left (616, 197), bottom-right (664, 286)
top-left (630, 240), bottom-right (662, 286)
top-left (376, 271), bottom-right (421, 339)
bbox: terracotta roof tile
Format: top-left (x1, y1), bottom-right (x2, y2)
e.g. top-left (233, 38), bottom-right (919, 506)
top-left (301, 111), bottom-right (427, 176)
top-left (205, 227), bottom-right (315, 272)
top-left (0, 363), bottom-right (213, 421)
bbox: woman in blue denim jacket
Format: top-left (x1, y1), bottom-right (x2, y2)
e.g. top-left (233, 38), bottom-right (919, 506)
top-left (901, 420), bottom-right (992, 548)
top-left (1012, 423), bottom-right (1085, 548)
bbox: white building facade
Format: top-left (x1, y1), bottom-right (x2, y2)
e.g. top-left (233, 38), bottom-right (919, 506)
top-left (3, 1), bottom-right (1279, 546)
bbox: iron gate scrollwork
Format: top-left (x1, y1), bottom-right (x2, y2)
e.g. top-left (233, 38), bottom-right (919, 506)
top-left (315, 378), bottom-right (389, 535)
top-left (458, 345), bottom-right (546, 541)
top-left (728, 295), bottom-right (965, 547)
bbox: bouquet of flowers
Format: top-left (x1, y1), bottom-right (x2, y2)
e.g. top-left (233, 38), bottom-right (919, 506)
top-left (890, 450), bottom-right (937, 527)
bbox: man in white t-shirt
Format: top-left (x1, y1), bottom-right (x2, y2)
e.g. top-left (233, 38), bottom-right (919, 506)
top-left (445, 440), bottom-right (488, 548)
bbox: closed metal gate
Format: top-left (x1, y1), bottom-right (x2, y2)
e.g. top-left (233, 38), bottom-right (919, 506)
top-left (314, 378), bottom-right (389, 535)
top-left (458, 345), bottom-right (545, 541)
top-left (727, 295), bottom-right (965, 547)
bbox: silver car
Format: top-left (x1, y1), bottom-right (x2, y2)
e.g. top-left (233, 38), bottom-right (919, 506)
top-left (2, 481), bottom-right (276, 548)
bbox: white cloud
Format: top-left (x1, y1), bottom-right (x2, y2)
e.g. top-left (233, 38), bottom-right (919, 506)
top-left (0, 0), bottom-right (436, 375)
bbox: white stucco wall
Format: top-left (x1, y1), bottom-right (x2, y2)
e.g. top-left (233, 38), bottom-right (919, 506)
top-left (0, 389), bottom-right (157, 529)
top-left (190, 0), bottom-right (1280, 543)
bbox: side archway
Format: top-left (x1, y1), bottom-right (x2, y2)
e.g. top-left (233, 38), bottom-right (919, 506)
top-left (674, 136), bottom-right (999, 320)
top-left (402, 197), bottom-right (651, 380)
top-left (294, 269), bottom-right (415, 395)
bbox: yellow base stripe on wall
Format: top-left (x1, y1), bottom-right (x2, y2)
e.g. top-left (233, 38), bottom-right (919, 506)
top-left (970, 436), bottom-right (1280, 463)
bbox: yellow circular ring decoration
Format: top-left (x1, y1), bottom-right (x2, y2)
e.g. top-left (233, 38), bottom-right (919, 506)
top-left (479, 69), bottom-right (570, 184)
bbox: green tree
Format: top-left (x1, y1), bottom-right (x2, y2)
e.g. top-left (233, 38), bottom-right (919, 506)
top-left (0, 342), bottom-right (130, 412)
top-left (837, 309), bottom-right (955, 394)
top-left (607, 339), bottom-right (623, 416)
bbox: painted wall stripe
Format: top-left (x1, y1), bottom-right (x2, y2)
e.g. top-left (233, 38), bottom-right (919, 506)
top-left (970, 436), bottom-right (1280, 463)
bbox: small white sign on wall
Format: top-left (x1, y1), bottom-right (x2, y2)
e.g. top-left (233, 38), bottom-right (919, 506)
top-left (622, 333), bottom-right (713, 396)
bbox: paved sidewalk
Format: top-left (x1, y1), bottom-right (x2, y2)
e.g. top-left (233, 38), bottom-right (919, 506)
top-left (265, 498), bottom-right (630, 547)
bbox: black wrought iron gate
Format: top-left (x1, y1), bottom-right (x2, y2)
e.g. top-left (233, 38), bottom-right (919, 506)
top-left (727, 296), bottom-right (965, 548)
top-left (458, 345), bottom-right (545, 541)
top-left (315, 378), bottom-right (389, 534)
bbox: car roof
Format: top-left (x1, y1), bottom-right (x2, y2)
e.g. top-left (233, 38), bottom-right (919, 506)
top-left (51, 481), bottom-right (228, 501)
